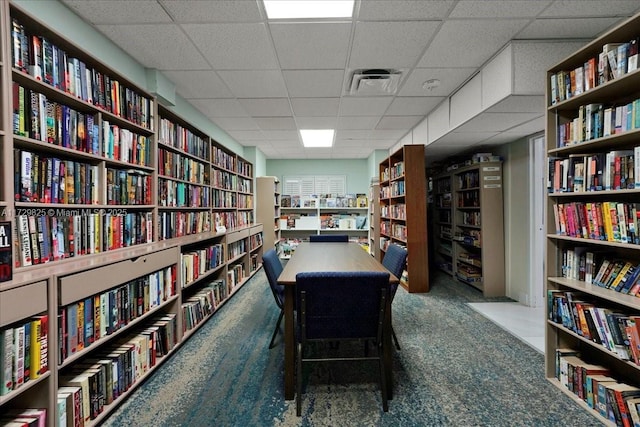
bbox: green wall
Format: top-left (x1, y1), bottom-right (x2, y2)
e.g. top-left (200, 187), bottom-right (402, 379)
top-left (266, 159), bottom-right (371, 194)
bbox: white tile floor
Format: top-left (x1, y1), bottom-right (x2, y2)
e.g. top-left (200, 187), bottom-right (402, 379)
top-left (467, 302), bottom-right (546, 354)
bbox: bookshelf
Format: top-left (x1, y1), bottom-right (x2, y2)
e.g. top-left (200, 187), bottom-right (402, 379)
top-left (432, 171), bottom-right (454, 276)
top-left (256, 176), bottom-right (281, 254)
top-left (0, 3), bottom-right (262, 425)
top-left (452, 162), bottom-right (505, 297)
top-left (279, 195), bottom-right (369, 242)
top-left (378, 145), bottom-right (429, 293)
top-left (545, 12), bottom-right (640, 426)
top-left (369, 182), bottom-right (380, 260)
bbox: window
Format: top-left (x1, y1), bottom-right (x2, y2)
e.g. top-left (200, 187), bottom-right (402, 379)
top-left (282, 175), bottom-right (346, 196)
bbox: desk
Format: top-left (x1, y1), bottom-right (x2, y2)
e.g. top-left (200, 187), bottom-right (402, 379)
top-left (277, 242), bottom-right (399, 400)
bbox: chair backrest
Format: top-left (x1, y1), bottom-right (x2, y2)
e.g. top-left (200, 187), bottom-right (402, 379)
top-left (382, 244), bottom-right (408, 298)
top-left (382, 244), bottom-right (408, 280)
top-left (309, 234), bottom-right (349, 242)
top-left (262, 249), bottom-right (284, 308)
top-left (295, 271), bottom-right (390, 342)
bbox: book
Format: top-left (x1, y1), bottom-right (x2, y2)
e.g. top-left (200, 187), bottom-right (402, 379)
top-left (0, 221), bottom-right (12, 282)
top-left (1, 327), bottom-right (13, 395)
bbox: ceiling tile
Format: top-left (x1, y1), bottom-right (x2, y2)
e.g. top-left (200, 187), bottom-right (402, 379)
top-left (162, 71), bottom-right (234, 99)
top-left (261, 130), bottom-right (300, 140)
top-left (517, 17), bottom-right (624, 39)
top-left (417, 19), bottom-right (529, 68)
top-left (226, 130), bottom-right (266, 141)
top-left (357, 0), bottom-right (455, 20)
top-left (282, 70), bottom-right (345, 97)
top-left (295, 117), bottom-right (339, 128)
top-left (159, 0), bottom-right (263, 23)
top-left (349, 21), bottom-right (440, 69)
top-left (539, 1), bottom-right (640, 17)
top-left (238, 98), bottom-right (292, 117)
top-left (377, 116), bottom-right (424, 130)
top-left (218, 70), bottom-right (289, 98)
top-left (62, 0), bottom-right (171, 24)
top-left (399, 68), bottom-right (476, 97)
top-left (189, 99), bottom-right (248, 118)
top-left (270, 23), bottom-right (351, 69)
top-left (254, 117), bottom-right (297, 130)
top-left (290, 98), bottom-right (340, 116)
top-left (339, 97), bottom-right (393, 116)
top-left (182, 23), bottom-right (279, 70)
top-left (386, 97), bottom-right (445, 116)
top-left (368, 129), bottom-right (407, 140)
top-left (449, 0), bottom-right (552, 18)
top-left (335, 130), bottom-right (371, 140)
top-left (338, 116), bottom-right (381, 130)
top-left (96, 24), bottom-right (210, 70)
top-left (210, 117), bottom-right (260, 131)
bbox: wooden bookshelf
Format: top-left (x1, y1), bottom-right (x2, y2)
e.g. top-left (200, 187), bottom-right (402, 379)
top-left (369, 182), bottom-right (380, 260)
top-left (545, 12), bottom-right (640, 426)
top-left (431, 171), bottom-right (454, 276)
top-left (256, 176), bottom-right (281, 254)
top-left (0, 3), bottom-right (262, 425)
top-left (378, 144), bottom-right (429, 293)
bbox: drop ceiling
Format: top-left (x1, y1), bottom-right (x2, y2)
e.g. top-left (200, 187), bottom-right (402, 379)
top-left (59, 0), bottom-right (640, 162)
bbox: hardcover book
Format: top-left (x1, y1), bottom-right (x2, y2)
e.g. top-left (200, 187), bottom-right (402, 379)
top-left (0, 221), bottom-right (12, 282)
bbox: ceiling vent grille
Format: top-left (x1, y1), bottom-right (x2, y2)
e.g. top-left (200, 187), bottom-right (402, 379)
top-left (349, 69), bottom-right (401, 96)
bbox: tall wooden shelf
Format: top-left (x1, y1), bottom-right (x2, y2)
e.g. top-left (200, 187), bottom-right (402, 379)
top-left (431, 172), bottom-right (454, 276)
top-left (378, 144), bottom-right (429, 293)
top-left (0, 3), bottom-right (262, 425)
top-left (545, 12), bottom-right (640, 426)
top-left (452, 162), bottom-right (505, 297)
top-left (256, 176), bottom-right (281, 254)
top-left (369, 182), bottom-right (381, 260)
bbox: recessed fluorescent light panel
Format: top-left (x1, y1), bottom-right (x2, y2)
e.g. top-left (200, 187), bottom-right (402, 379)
top-left (264, 0), bottom-right (354, 19)
top-left (300, 129), bottom-right (334, 147)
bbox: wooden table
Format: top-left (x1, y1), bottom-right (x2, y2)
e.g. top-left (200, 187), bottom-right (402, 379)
top-left (277, 241), bottom-right (399, 400)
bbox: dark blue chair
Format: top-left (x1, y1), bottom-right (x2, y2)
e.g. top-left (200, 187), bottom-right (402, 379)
top-left (295, 271), bottom-right (390, 416)
top-left (309, 234), bottom-right (349, 242)
top-left (382, 244), bottom-right (408, 350)
top-left (262, 248), bottom-right (285, 349)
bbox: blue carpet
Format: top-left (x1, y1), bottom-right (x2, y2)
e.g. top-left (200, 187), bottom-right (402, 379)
top-left (101, 270), bottom-right (602, 426)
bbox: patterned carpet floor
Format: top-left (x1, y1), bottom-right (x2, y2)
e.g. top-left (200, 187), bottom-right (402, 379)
top-left (101, 269), bottom-right (603, 426)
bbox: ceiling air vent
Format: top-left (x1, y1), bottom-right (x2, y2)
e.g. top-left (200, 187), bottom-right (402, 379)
top-left (349, 69), bottom-right (402, 96)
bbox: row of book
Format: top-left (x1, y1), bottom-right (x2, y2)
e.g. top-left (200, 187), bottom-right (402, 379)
top-left (182, 279), bottom-right (228, 334)
top-left (237, 194), bottom-right (253, 210)
top-left (381, 204), bottom-right (406, 220)
top-left (227, 240), bottom-right (247, 262)
top-left (458, 191), bottom-right (479, 208)
top-left (0, 315), bottom-right (49, 396)
top-left (157, 149), bottom-right (208, 185)
top-left (319, 214), bottom-right (366, 230)
top-left (250, 233), bottom-right (263, 252)
top-left (211, 189), bottom-right (237, 209)
top-left (158, 118), bottom-right (210, 160)
top-left (106, 168), bottom-right (153, 206)
top-left (556, 100), bottom-right (640, 148)
top-left (281, 194), bottom-right (368, 209)
top-left (549, 290), bottom-right (640, 363)
top-left (58, 313), bottom-right (178, 425)
top-left (212, 146), bottom-right (237, 173)
top-left (460, 211), bottom-right (481, 227)
top-left (158, 178), bottom-right (210, 208)
top-left (457, 170), bottom-right (480, 190)
top-left (15, 149), bottom-right (99, 205)
top-left (561, 247), bottom-right (640, 295)
top-left (389, 180), bottom-right (405, 198)
top-left (236, 158), bottom-right (253, 179)
top-left (226, 264), bottom-right (245, 291)
top-left (453, 229), bottom-right (482, 247)
top-left (0, 408), bottom-right (46, 427)
top-left (548, 150), bottom-right (639, 194)
top-left (58, 266), bottom-right (176, 364)
top-left (181, 244), bottom-right (225, 288)
top-left (158, 211), bottom-right (211, 241)
top-left (102, 120), bottom-right (152, 166)
top-left (389, 161), bottom-right (405, 180)
top-left (211, 169), bottom-right (238, 191)
top-left (11, 18), bottom-right (154, 129)
top-left (556, 350), bottom-right (640, 426)
top-left (550, 38), bottom-right (639, 105)
top-left (455, 264), bottom-right (482, 283)
top-left (15, 212), bottom-right (154, 267)
top-left (238, 176), bottom-right (252, 194)
top-left (552, 201), bottom-right (640, 244)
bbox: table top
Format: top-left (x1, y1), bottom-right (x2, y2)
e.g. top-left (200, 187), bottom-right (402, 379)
top-left (277, 242), bottom-right (399, 285)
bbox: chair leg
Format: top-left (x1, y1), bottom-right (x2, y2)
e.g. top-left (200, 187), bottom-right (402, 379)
top-left (269, 310), bottom-right (284, 349)
top-left (296, 342), bottom-right (302, 416)
top-left (378, 344), bottom-right (388, 412)
top-left (391, 325), bottom-right (400, 350)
